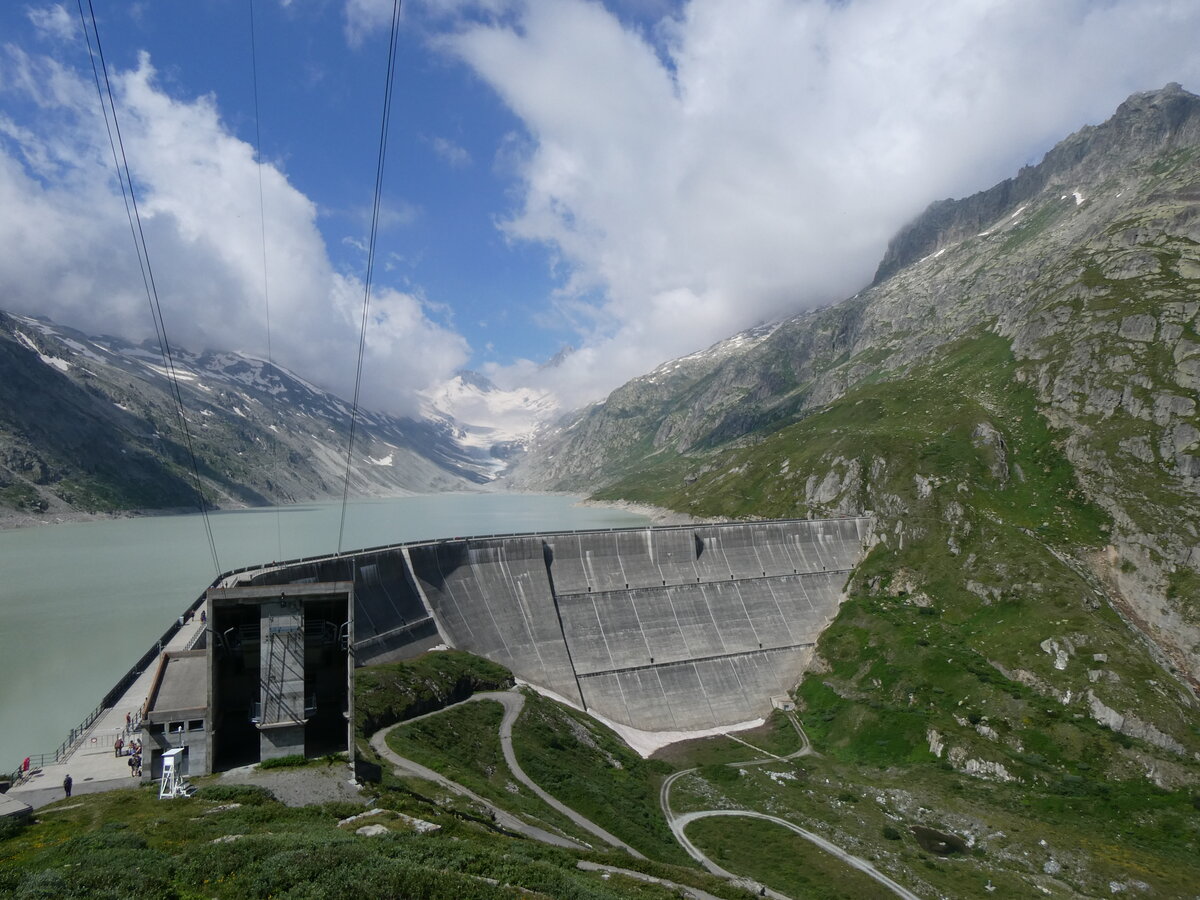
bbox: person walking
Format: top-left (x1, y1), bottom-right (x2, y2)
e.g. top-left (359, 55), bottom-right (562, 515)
top-left (63, 774), bottom-right (72, 798)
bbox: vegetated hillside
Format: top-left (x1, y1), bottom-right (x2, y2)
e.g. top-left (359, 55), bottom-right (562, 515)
top-left (512, 83), bottom-right (1200, 688)
top-left (0, 311), bottom-right (489, 522)
top-left (0, 777), bottom-right (745, 900)
top-left (508, 86), bottom-right (1200, 895)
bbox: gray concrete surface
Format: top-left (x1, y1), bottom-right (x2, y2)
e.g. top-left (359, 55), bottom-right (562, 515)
top-left (10, 601), bottom-right (209, 808)
top-left (405, 518), bottom-right (870, 733)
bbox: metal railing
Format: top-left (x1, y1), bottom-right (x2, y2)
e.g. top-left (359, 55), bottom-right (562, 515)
top-left (13, 582), bottom-right (209, 783)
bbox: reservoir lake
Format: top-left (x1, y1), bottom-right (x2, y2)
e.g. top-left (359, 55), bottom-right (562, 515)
top-left (0, 493), bottom-right (649, 769)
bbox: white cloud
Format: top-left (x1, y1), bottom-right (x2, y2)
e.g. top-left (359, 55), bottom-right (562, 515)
top-left (344, 0), bottom-right (400, 47)
top-left (25, 4), bottom-right (75, 42)
top-left (433, 0), bottom-right (1200, 408)
top-left (0, 46), bottom-right (468, 415)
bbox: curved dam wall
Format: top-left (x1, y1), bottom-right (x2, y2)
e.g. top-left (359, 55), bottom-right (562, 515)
top-left (233, 517), bottom-right (872, 733)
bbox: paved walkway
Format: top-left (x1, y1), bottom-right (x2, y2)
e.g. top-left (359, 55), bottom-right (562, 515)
top-left (10, 603), bottom-right (208, 809)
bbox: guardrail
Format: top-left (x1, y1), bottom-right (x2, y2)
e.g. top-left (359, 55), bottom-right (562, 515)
top-left (15, 579), bottom-right (211, 781)
top-left (210, 513), bottom-right (875, 585)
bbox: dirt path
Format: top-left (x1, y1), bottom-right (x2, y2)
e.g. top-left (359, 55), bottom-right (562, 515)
top-left (370, 700), bottom-right (584, 850)
top-left (370, 688), bottom-right (644, 856)
top-left (660, 715), bottom-right (921, 900)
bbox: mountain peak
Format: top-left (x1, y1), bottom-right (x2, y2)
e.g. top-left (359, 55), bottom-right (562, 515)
top-left (455, 369), bottom-right (496, 392)
top-left (873, 83), bottom-right (1200, 285)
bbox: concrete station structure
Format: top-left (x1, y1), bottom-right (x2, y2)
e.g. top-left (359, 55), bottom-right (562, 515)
top-left (8, 516), bottom-right (871, 793)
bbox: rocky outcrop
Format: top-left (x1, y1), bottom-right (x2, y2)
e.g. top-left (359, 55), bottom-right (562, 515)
top-left (873, 84), bottom-right (1200, 283)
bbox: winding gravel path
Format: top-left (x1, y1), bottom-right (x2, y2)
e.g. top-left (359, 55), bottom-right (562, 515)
top-left (488, 691), bottom-right (646, 859)
top-left (660, 715), bottom-right (921, 900)
top-left (370, 688), bottom-right (644, 857)
top-left (374, 690), bottom-right (916, 898)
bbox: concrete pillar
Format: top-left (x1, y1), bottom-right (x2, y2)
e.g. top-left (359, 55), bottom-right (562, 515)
top-left (259, 598), bottom-right (305, 761)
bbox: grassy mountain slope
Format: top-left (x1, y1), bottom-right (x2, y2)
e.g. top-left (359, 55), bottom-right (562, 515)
top-left (515, 85), bottom-right (1200, 687)
top-left (508, 86), bottom-right (1200, 896)
top-left (594, 330), bottom-right (1200, 896)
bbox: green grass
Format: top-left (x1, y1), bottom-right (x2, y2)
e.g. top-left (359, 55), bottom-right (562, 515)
top-left (0, 777), bottom-right (702, 900)
top-left (0, 480), bottom-right (45, 513)
top-left (685, 815), bottom-right (898, 900)
top-left (511, 692), bottom-right (691, 865)
top-left (652, 711), bottom-right (805, 768)
top-left (354, 650), bottom-right (513, 737)
top-left (385, 699), bottom-right (589, 844)
top-left (257, 753), bottom-right (347, 771)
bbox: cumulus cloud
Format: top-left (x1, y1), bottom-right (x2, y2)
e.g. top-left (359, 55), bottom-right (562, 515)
top-left (427, 0), bottom-right (1200, 408)
top-left (0, 46), bottom-right (468, 414)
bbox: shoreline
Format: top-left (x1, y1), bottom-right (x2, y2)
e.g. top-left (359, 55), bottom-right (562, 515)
top-left (0, 487), bottom-right (706, 534)
top-left (0, 503), bottom-right (231, 532)
top-left (574, 496), bottom-right (712, 526)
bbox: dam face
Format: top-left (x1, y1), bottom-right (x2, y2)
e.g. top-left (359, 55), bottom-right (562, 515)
top-left (235, 517), bottom-right (871, 734)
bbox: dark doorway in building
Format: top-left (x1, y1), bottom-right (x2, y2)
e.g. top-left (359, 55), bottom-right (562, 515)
top-left (303, 597), bottom-right (351, 757)
top-left (211, 601), bottom-right (262, 770)
top-left (208, 582), bottom-right (352, 772)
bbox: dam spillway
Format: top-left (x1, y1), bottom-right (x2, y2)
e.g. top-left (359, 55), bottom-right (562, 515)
top-left (234, 517), bottom-right (872, 734)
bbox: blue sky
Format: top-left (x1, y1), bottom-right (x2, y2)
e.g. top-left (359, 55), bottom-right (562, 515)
top-left (2, 1), bottom-right (1199, 414)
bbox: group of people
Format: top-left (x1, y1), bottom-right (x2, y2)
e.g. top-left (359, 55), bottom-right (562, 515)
top-left (117, 716), bottom-right (144, 777)
top-left (114, 734), bottom-right (142, 771)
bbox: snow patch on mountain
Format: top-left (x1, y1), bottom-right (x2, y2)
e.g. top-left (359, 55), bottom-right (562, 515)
top-left (420, 371), bottom-right (559, 477)
top-left (14, 329), bottom-right (71, 372)
top-left (644, 322), bottom-right (780, 384)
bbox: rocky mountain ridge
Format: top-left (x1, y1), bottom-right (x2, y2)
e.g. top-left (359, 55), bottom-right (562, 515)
top-left (511, 83), bottom-right (1200, 692)
top-left (874, 82), bottom-right (1200, 282)
top-left (0, 312), bottom-right (498, 522)
top-left (496, 89), bottom-right (1200, 897)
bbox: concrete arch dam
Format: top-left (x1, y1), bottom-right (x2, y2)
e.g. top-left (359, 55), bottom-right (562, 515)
top-left (235, 517), bottom-right (873, 733)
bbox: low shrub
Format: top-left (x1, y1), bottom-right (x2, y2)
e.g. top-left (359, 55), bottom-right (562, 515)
top-left (193, 783), bottom-right (277, 805)
top-left (259, 753), bottom-right (309, 770)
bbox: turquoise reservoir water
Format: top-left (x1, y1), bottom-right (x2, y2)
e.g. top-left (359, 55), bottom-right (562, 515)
top-left (0, 493), bottom-right (648, 769)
